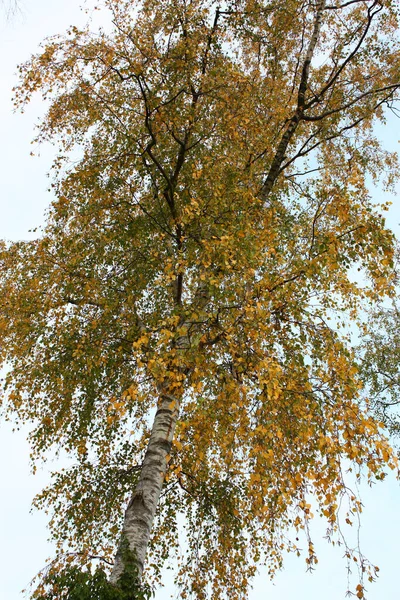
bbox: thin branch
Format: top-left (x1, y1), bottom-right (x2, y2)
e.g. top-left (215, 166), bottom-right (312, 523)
top-left (305, 1), bottom-right (383, 111)
top-left (326, 0), bottom-right (371, 10)
top-left (303, 82), bottom-right (400, 122)
top-left (260, 0), bottom-right (326, 200)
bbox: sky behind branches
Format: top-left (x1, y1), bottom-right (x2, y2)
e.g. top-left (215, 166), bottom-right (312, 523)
top-left (0, 2), bottom-right (400, 599)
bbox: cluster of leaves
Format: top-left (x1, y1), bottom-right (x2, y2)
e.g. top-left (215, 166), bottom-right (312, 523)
top-left (33, 543), bottom-right (152, 600)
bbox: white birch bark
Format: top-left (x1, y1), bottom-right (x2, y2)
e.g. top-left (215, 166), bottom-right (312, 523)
top-left (110, 280), bottom-right (208, 586)
top-left (109, 386), bottom-right (181, 584)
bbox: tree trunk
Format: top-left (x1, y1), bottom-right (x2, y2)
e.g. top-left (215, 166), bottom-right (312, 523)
top-left (110, 282), bottom-right (207, 586)
top-left (109, 386), bottom-right (181, 585)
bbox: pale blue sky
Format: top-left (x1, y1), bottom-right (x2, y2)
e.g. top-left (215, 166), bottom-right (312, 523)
top-left (0, 2), bottom-right (399, 599)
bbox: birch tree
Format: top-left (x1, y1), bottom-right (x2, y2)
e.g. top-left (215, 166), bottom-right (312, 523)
top-left (1, 0), bottom-right (400, 598)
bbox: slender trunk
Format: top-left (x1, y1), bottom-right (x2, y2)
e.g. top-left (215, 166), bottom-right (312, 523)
top-left (109, 386), bottom-right (181, 584)
top-left (110, 280), bottom-right (206, 585)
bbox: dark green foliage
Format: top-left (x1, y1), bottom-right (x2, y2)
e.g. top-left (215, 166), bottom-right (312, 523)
top-left (37, 544), bottom-right (152, 600)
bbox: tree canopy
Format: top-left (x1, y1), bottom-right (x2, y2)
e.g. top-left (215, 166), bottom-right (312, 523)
top-left (1, 1), bottom-right (400, 599)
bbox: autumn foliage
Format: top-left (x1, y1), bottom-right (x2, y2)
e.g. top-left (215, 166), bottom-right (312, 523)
top-left (1, 0), bottom-right (400, 598)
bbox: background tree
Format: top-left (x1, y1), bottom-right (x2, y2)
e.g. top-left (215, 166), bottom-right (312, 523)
top-left (1, 0), bottom-right (21, 18)
top-left (1, 0), bottom-right (400, 598)
top-left (359, 295), bottom-right (400, 441)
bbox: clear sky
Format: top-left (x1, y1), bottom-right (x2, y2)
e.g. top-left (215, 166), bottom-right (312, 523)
top-left (1, 2), bottom-right (400, 599)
